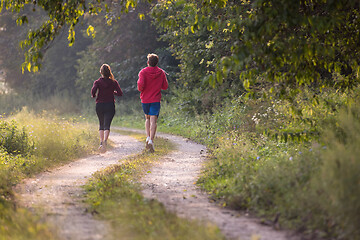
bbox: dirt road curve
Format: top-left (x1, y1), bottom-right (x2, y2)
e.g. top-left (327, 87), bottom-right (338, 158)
top-left (15, 129), bottom-right (299, 240)
top-left (141, 132), bottom-right (300, 240)
top-left (15, 133), bottom-right (143, 240)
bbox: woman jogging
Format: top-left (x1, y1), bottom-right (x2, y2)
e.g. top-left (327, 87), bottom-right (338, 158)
top-left (91, 64), bottom-right (123, 153)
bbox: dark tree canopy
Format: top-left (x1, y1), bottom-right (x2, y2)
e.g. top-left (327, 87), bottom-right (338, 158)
top-left (152, 0), bottom-right (360, 99)
top-left (0, 0), bottom-right (144, 72)
top-left (1, 0), bottom-right (359, 100)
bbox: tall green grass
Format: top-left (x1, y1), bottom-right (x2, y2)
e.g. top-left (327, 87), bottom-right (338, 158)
top-left (84, 132), bottom-right (225, 240)
top-left (0, 108), bottom-right (98, 239)
top-left (315, 106), bottom-right (360, 238)
top-left (110, 87), bottom-right (360, 240)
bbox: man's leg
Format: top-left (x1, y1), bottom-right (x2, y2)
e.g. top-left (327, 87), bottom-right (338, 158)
top-left (147, 115), bottom-right (157, 153)
top-left (150, 115), bottom-right (158, 141)
top-left (145, 114), bottom-right (151, 139)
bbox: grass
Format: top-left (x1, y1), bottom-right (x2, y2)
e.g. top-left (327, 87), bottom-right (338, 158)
top-left (0, 108), bottom-right (99, 240)
top-left (109, 88), bottom-right (360, 240)
top-left (84, 130), bottom-right (225, 240)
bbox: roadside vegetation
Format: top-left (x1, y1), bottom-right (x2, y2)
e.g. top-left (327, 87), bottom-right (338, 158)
top-left (0, 108), bottom-right (98, 239)
top-left (112, 87), bottom-right (360, 240)
top-left (84, 131), bottom-right (224, 240)
top-left (1, 0), bottom-right (359, 239)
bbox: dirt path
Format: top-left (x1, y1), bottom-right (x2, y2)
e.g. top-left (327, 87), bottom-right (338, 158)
top-left (15, 129), bottom-right (299, 240)
top-left (140, 132), bottom-right (300, 240)
top-left (14, 133), bottom-right (143, 240)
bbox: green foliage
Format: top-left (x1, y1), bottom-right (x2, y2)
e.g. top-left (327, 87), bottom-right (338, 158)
top-left (0, 0), bottom-right (153, 71)
top-left (151, 1), bottom-right (244, 113)
top-left (152, 0), bottom-right (360, 101)
top-left (0, 7), bottom-right (91, 109)
top-left (0, 109), bottom-right (98, 240)
top-left (115, 85), bottom-right (357, 239)
top-left (10, 108), bottom-right (98, 161)
top-left (85, 133), bottom-right (224, 240)
top-left (1, 1), bottom-right (177, 117)
top-left (0, 108), bottom-right (98, 199)
top-left (76, 3), bottom-right (175, 104)
top-left (316, 105), bottom-right (360, 239)
top-left (0, 120), bottom-right (34, 155)
top-left (0, 207), bottom-right (57, 240)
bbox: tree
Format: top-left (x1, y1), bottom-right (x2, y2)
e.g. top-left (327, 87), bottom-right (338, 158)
top-left (152, 0), bottom-right (360, 99)
top-left (151, 1), bottom-right (246, 113)
top-left (0, 10), bottom-right (31, 90)
top-left (0, 0), bottom-right (144, 71)
top-left (75, 1), bottom-right (174, 105)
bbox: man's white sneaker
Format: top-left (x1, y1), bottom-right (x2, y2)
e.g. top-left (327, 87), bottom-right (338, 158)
top-left (145, 138), bottom-right (150, 150)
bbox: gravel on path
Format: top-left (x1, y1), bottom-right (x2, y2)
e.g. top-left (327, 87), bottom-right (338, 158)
top-left (14, 133), bottom-right (143, 240)
top-left (141, 132), bottom-right (300, 240)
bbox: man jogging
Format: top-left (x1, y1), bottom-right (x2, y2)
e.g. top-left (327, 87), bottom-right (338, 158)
top-left (137, 53), bottom-right (168, 152)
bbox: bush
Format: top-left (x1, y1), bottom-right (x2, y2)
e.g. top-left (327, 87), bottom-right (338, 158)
top-left (0, 120), bottom-right (34, 155)
top-left (316, 105), bottom-right (360, 239)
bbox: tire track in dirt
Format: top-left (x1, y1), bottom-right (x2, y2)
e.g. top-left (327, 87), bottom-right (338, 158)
top-left (14, 133), bottom-right (143, 240)
top-left (140, 131), bottom-right (300, 240)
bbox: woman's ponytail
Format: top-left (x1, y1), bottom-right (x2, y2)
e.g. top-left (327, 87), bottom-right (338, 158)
top-left (100, 64), bottom-right (116, 82)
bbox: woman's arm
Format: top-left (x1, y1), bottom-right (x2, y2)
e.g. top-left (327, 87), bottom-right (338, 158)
top-left (114, 80), bottom-right (123, 96)
top-left (91, 81), bottom-right (98, 98)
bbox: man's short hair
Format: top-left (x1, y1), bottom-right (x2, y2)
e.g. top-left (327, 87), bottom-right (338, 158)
top-left (147, 53), bottom-right (159, 67)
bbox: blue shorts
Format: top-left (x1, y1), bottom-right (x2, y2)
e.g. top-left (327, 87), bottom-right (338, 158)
top-left (142, 102), bottom-right (160, 117)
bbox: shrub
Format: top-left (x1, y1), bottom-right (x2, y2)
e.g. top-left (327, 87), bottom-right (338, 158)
top-left (0, 120), bottom-right (34, 155)
top-left (315, 105), bottom-right (360, 239)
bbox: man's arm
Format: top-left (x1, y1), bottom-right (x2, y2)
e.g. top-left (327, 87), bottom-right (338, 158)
top-left (162, 72), bottom-right (168, 90)
top-left (137, 70), bottom-right (145, 92)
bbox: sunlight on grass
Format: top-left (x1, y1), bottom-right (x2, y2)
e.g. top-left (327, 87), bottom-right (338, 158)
top-left (10, 108), bottom-right (98, 161)
top-left (84, 133), bottom-right (225, 240)
top-left (0, 108), bottom-right (98, 240)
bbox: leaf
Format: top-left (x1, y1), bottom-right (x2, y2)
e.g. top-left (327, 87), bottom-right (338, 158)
top-left (216, 71), bottom-right (223, 84)
top-left (86, 25), bottom-right (96, 38)
top-left (243, 79), bottom-right (250, 90)
top-left (138, 13), bottom-right (145, 20)
top-left (68, 28), bottom-right (75, 46)
top-left (27, 62), bottom-right (31, 72)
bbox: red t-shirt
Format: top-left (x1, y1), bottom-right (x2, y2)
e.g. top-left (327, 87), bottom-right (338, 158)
top-left (137, 66), bottom-right (168, 103)
top-left (91, 77), bottom-right (123, 103)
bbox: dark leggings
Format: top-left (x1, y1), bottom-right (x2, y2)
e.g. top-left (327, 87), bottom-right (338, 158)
top-left (96, 102), bottom-right (115, 130)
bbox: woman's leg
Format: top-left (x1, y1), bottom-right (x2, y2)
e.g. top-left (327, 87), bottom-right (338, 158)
top-left (99, 130), bottom-right (105, 143)
top-left (104, 130), bottom-right (110, 142)
top-left (96, 103), bottom-right (105, 145)
top-left (103, 102), bottom-right (115, 144)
